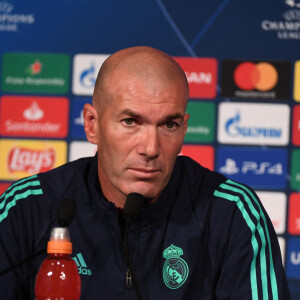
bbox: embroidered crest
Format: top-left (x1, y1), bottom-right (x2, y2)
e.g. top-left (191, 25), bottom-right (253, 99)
top-left (163, 244), bottom-right (189, 289)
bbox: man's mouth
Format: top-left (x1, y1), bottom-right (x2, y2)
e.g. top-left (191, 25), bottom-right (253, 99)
top-left (128, 168), bottom-right (160, 178)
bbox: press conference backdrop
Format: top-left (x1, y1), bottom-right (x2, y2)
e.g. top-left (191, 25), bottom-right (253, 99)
top-left (0, 0), bottom-right (299, 297)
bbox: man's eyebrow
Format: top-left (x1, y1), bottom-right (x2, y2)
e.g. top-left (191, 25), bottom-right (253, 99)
top-left (165, 113), bottom-right (184, 120)
top-left (119, 109), bottom-right (143, 118)
top-left (119, 109), bottom-right (184, 120)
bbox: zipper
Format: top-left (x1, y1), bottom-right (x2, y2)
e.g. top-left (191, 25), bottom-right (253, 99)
top-left (126, 268), bottom-right (132, 289)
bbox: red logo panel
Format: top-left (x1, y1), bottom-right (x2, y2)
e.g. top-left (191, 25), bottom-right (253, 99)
top-left (288, 193), bottom-right (300, 235)
top-left (0, 96), bottom-right (69, 138)
top-left (0, 183), bottom-right (12, 195)
top-left (292, 105), bottom-right (300, 146)
top-left (180, 145), bottom-right (214, 170)
top-left (173, 57), bottom-right (217, 99)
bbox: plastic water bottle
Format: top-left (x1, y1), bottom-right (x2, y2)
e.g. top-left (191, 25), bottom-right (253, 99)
top-left (35, 227), bottom-right (81, 300)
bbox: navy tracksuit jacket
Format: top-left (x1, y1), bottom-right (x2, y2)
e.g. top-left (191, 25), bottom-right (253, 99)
top-left (0, 155), bottom-right (291, 299)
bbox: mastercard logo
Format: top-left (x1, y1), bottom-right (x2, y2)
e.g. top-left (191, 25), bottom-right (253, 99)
top-left (233, 62), bottom-right (278, 91)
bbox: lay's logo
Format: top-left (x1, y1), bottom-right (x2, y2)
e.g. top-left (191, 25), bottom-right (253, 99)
top-left (8, 146), bottom-right (55, 173)
top-left (0, 139), bottom-right (67, 180)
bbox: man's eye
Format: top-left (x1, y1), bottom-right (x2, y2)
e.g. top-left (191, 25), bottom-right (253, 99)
top-left (165, 122), bottom-right (176, 129)
top-left (123, 118), bottom-right (135, 126)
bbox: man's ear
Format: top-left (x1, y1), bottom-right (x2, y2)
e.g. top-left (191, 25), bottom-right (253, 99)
top-left (83, 103), bottom-right (98, 145)
top-left (183, 113), bottom-right (190, 135)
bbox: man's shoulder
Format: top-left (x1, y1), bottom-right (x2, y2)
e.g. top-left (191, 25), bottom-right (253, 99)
top-left (3, 154), bottom-right (94, 195)
top-left (176, 155), bottom-right (227, 193)
top-left (1, 156), bottom-right (95, 206)
top-left (0, 156), bottom-right (96, 225)
top-left (176, 156), bottom-right (257, 206)
top-left (39, 156), bottom-right (94, 181)
top-left (37, 155), bottom-right (95, 197)
top-left (174, 156), bottom-right (261, 217)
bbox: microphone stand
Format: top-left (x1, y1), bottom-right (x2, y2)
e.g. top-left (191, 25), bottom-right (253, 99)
top-left (0, 248), bottom-right (46, 277)
top-left (122, 192), bottom-right (147, 300)
top-left (0, 198), bottom-right (76, 277)
top-left (122, 216), bottom-right (143, 300)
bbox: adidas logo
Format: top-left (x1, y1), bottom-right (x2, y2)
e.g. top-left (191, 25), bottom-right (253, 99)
top-left (73, 252), bottom-right (92, 276)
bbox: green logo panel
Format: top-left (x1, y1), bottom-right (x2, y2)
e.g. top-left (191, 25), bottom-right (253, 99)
top-left (2, 53), bottom-right (70, 94)
top-left (184, 101), bottom-right (215, 143)
top-left (291, 150), bottom-right (300, 190)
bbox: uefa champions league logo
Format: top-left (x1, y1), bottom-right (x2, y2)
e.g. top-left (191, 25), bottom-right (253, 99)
top-left (0, 1), bottom-right (13, 13)
top-left (286, 0), bottom-right (300, 8)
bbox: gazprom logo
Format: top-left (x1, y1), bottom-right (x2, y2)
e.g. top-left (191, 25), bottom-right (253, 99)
top-left (218, 102), bottom-right (290, 145)
top-left (79, 63), bottom-right (96, 88)
top-left (72, 54), bottom-right (109, 95)
top-left (225, 110), bottom-right (282, 138)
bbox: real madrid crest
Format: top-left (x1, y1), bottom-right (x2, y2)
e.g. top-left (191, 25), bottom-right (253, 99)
top-left (163, 244), bottom-right (189, 289)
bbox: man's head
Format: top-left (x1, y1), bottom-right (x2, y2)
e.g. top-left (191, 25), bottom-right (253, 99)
top-left (84, 46), bottom-right (189, 208)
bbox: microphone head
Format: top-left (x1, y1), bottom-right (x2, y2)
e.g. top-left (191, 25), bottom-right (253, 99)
top-left (123, 193), bottom-right (147, 219)
top-left (57, 198), bottom-right (76, 227)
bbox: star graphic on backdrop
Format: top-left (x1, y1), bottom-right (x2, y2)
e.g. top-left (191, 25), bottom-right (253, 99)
top-left (30, 59), bottom-right (42, 75)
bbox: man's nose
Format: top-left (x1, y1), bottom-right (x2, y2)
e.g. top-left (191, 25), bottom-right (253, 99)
top-left (139, 126), bottom-right (160, 159)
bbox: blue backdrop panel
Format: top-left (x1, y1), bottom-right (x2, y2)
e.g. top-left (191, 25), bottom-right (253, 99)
top-left (1, 0), bottom-right (299, 298)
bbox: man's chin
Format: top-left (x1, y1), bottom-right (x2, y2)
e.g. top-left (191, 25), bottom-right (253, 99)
top-left (125, 183), bottom-right (162, 202)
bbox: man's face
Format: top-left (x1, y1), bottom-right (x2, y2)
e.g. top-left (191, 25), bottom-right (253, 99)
top-left (90, 73), bottom-right (189, 204)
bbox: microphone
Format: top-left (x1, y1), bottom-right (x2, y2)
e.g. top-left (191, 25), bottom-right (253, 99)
top-left (122, 193), bottom-right (147, 300)
top-left (0, 198), bottom-right (76, 277)
top-left (57, 198), bottom-right (76, 227)
top-left (123, 192), bottom-right (147, 220)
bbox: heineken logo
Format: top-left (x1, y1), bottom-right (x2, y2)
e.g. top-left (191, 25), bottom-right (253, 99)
top-left (1, 53), bottom-right (70, 94)
top-left (26, 59), bottom-right (43, 75)
top-left (163, 244), bottom-right (189, 290)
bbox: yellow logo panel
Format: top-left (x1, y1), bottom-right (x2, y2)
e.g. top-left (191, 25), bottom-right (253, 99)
top-left (0, 139), bottom-right (67, 181)
top-left (294, 61), bottom-right (300, 102)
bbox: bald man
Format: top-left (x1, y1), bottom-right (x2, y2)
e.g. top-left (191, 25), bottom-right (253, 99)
top-left (0, 47), bottom-right (291, 299)
top-left (84, 46), bottom-right (189, 208)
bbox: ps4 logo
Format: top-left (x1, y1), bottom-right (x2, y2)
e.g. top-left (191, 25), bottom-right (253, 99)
top-left (217, 147), bottom-right (287, 189)
top-left (220, 158), bottom-right (283, 175)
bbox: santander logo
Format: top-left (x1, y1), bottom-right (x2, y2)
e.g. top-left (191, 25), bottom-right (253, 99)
top-left (23, 101), bottom-right (44, 121)
top-left (0, 95), bottom-right (69, 138)
top-left (8, 147), bottom-right (55, 174)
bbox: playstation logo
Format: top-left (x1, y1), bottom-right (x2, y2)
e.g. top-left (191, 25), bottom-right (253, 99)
top-left (220, 158), bottom-right (239, 175)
